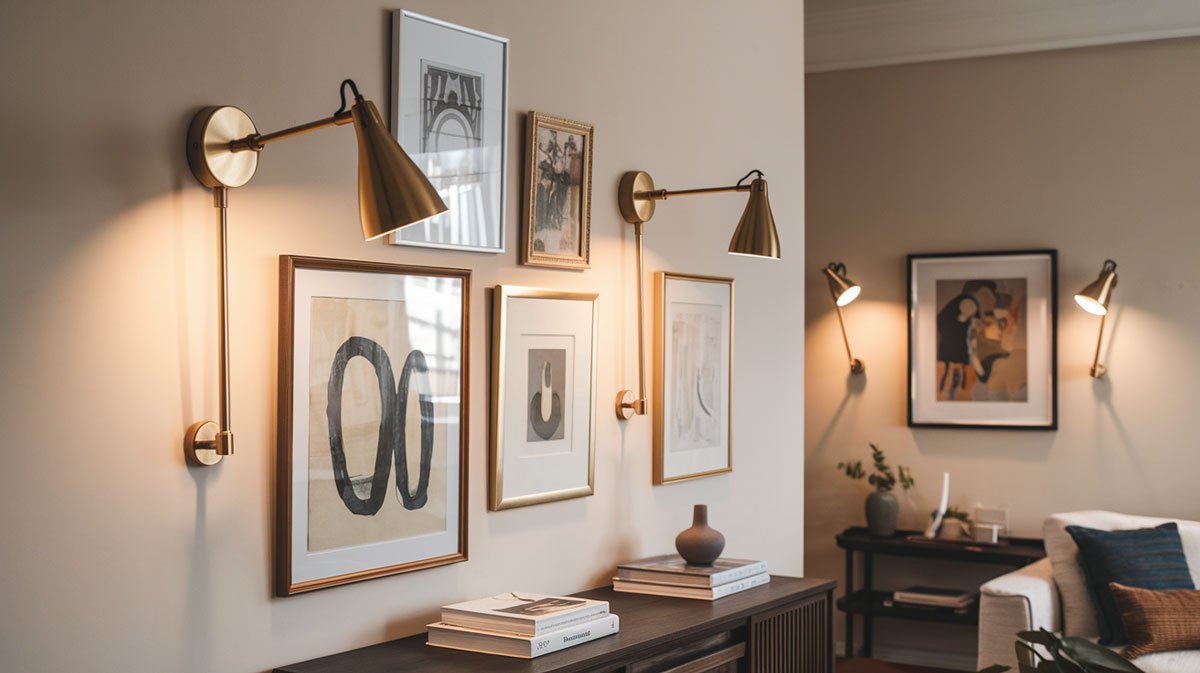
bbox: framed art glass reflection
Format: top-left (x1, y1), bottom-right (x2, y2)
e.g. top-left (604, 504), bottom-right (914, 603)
top-left (276, 256), bottom-right (469, 595)
top-left (654, 273), bottom-right (733, 484)
top-left (490, 286), bottom-right (598, 510)
top-left (907, 250), bottom-right (1057, 429)
top-left (391, 10), bottom-right (508, 253)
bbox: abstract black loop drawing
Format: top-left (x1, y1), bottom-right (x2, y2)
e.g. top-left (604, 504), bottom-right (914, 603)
top-left (326, 336), bottom-right (436, 516)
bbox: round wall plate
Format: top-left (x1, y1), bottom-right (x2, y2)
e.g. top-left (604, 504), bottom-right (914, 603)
top-left (618, 171), bottom-right (656, 224)
top-left (185, 420), bottom-right (223, 466)
top-left (186, 106), bottom-right (259, 188)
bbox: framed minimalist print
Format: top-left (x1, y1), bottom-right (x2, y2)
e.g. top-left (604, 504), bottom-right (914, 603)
top-left (490, 286), bottom-right (598, 510)
top-left (654, 273), bottom-right (733, 484)
top-left (908, 250), bottom-right (1058, 430)
top-left (521, 112), bottom-right (594, 269)
top-left (276, 256), bottom-right (469, 595)
top-left (391, 10), bottom-right (508, 253)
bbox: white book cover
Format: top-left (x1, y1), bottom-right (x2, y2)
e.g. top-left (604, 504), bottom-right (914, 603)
top-left (615, 555), bottom-right (768, 588)
top-left (427, 614), bottom-right (620, 659)
top-left (612, 572), bottom-right (771, 600)
top-left (441, 592), bottom-right (609, 636)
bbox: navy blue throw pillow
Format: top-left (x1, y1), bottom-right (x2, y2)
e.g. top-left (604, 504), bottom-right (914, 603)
top-left (1066, 523), bottom-right (1194, 645)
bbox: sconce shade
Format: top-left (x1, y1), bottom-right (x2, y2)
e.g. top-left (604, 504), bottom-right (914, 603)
top-left (1074, 259), bottom-right (1118, 316)
top-left (352, 99), bottom-right (448, 241)
top-left (823, 263), bottom-right (861, 307)
top-left (728, 178), bottom-right (781, 259)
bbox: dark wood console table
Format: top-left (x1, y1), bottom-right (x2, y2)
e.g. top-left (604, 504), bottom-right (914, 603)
top-left (836, 527), bottom-right (1045, 658)
top-left (275, 576), bottom-right (835, 673)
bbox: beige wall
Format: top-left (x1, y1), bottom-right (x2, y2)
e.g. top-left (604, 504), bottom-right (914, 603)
top-left (806, 37), bottom-right (1200, 661)
top-left (0, 2), bottom-right (805, 672)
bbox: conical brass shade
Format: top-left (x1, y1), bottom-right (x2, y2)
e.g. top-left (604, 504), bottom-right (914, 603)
top-left (728, 178), bottom-right (781, 258)
top-left (823, 263), bottom-right (861, 307)
top-left (1073, 259), bottom-right (1118, 316)
top-left (352, 99), bottom-right (447, 240)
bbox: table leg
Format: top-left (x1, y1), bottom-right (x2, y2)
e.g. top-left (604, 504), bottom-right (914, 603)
top-left (863, 551), bottom-right (874, 658)
top-left (844, 548), bottom-right (855, 658)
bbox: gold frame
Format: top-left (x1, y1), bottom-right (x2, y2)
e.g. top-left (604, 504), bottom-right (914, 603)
top-left (276, 256), bottom-right (470, 595)
top-left (653, 272), bottom-right (734, 485)
top-left (490, 285), bottom-right (599, 510)
top-left (521, 112), bottom-right (594, 269)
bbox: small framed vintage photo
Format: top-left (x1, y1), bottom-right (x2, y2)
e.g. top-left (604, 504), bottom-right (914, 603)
top-left (654, 273), bottom-right (733, 484)
top-left (276, 256), bottom-right (469, 595)
top-left (908, 250), bottom-right (1058, 430)
top-left (490, 286), bottom-right (598, 510)
top-left (521, 112), bottom-right (594, 269)
top-left (391, 10), bottom-right (508, 253)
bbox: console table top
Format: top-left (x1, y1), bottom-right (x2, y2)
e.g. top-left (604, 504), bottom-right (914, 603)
top-left (274, 575), bottom-right (835, 673)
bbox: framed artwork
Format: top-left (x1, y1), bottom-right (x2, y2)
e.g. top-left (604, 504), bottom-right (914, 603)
top-left (490, 285), bottom-right (598, 510)
top-left (654, 273), bottom-right (733, 484)
top-left (907, 250), bottom-right (1058, 430)
top-left (390, 10), bottom-right (508, 253)
top-left (276, 256), bottom-right (469, 595)
top-left (521, 112), bottom-right (594, 269)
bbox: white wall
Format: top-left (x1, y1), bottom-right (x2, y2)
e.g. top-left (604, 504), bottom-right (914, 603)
top-left (805, 37), bottom-right (1200, 663)
top-left (0, 2), bottom-right (805, 672)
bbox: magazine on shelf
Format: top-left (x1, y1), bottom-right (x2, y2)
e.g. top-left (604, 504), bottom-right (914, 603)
top-left (427, 613), bottom-right (619, 659)
top-left (891, 586), bottom-right (975, 608)
top-left (441, 592), bottom-right (609, 637)
top-left (612, 572), bottom-right (770, 600)
top-left (615, 555), bottom-right (768, 588)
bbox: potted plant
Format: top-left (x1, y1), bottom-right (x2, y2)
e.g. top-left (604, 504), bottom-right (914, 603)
top-left (937, 505), bottom-right (973, 540)
top-left (837, 443), bottom-right (914, 537)
top-left (977, 628), bottom-right (1144, 672)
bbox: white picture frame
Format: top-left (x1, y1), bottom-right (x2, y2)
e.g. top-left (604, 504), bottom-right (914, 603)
top-left (489, 286), bottom-right (598, 511)
top-left (391, 10), bottom-right (508, 253)
top-left (654, 273), bottom-right (734, 484)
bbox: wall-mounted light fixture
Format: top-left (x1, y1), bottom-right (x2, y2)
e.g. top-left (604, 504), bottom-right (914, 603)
top-left (182, 79), bottom-right (447, 466)
top-left (1073, 259), bottom-right (1118, 378)
top-left (823, 262), bottom-right (864, 374)
top-left (614, 169), bottom-right (780, 420)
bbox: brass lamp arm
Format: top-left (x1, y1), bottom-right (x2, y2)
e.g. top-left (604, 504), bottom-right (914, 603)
top-left (228, 111), bottom-right (354, 153)
top-left (638, 183), bottom-right (751, 201)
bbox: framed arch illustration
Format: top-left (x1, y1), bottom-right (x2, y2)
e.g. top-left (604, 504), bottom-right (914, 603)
top-left (276, 256), bottom-right (469, 595)
top-left (390, 10), bottom-right (509, 253)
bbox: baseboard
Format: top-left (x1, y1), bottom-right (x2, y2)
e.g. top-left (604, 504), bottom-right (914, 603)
top-left (836, 640), bottom-right (978, 671)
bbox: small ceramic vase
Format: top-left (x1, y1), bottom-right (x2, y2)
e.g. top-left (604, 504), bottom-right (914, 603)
top-left (675, 504), bottom-right (726, 565)
top-left (865, 489), bottom-right (899, 537)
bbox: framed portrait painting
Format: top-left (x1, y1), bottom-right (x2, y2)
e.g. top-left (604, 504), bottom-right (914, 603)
top-left (276, 256), bottom-right (469, 595)
top-left (490, 286), bottom-right (598, 510)
top-left (521, 112), bottom-right (594, 269)
top-left (908, 250), bottom-right (1058, 430)
top-left (391, 10), bottom-right (508, 253)
top-left (654, 273), bottom-right (733, 484)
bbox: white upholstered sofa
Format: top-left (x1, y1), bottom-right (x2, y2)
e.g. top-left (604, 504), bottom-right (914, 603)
top-left (977, 511), bottom-right (1200, 673)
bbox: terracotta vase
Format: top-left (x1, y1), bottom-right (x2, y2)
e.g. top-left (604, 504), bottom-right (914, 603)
top-left (675, 504), bottom-right (726, 565)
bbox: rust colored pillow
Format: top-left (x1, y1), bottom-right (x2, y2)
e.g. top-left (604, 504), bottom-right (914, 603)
top-left (1110, 582), bottom-right (1200, 658)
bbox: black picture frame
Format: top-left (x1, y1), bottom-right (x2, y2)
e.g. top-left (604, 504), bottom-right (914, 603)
top-left (907, 249), bottom-right (1058, 430)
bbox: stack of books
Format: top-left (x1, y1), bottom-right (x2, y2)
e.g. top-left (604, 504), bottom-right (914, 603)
top-left (612, 554), bottom-right (770, 600)
top-left (426, 592), bottom-right (618, 659)
top-left (887, 586), bottom-right (976, 614)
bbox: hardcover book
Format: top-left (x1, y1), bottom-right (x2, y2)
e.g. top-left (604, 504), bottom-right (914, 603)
top-left (612, 572), bottom-right (770, 600)
top-left (427, 614), bottom-right (620, 659)
top-left (891, 586), bottom-right (975, 608)
top-left (615, 555), bottom-right (768, 588)
top-left (441, 592), bottom-right (609, 637)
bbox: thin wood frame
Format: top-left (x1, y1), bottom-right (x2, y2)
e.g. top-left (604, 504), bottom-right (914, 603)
top-left (490, 285), bottom-right (598, 510)
top-left (276, 255), bottom-right (470, 595)
top-left (521, 112), bottom-right (594, 269)
top-left (653, 272), bottom-right (734, 484)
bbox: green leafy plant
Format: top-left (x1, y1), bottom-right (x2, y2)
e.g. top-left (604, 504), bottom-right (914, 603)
top-left (942, 505), bottom-right (972, 524)
top-left (977, 628), bottom-right (1144, 673)
top-left (837, 443), bottom-right (914, 492)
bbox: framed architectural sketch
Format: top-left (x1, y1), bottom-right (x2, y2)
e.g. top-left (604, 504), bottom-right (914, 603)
top-left (276, 256), bottom-right (469, 595)
top-left (391, 10), bottom-right (508, 253)
top-left (908, 250), bottom-right (1058, 430)
top-left (521, 112), bottom-right (593, 269)
top-left (654, 273), bottom-right (733, 484)
top-left (490, 286), bottom-right (598, 510)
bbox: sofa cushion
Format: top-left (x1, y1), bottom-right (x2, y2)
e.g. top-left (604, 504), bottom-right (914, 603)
top-left (1110, 583), bottom-right (1200, 658)
top-left (1045, 511), bottom-right (1200, 638)
top-left (1128, 649), bottom-right (1200, 673)
top-left (1065, 523), bottom-right (1193, 644)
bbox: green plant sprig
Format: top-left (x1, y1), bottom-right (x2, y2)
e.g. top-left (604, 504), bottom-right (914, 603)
top-left (837, 443), bottom-right (915, 493)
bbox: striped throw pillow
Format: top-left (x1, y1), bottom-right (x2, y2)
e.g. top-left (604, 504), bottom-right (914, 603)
top-left (1110, 583), bottom-right (1200, 658)
top-left (1065, 523), bottom-right (1195, 645)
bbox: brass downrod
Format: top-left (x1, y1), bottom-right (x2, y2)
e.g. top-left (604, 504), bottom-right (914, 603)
top-left (1090, 311), bottom-right (1108, 378)
top-left (835, 304), bottom-right (865, 375)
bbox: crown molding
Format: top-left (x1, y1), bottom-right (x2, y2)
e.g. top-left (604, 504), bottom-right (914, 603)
top-left (806, 0), bottom-right (1200, 73)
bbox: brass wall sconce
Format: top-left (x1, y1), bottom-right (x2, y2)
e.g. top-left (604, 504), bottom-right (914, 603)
top-left (823, 262), bottom-right (864, 374)
top-left (614, 169), bottom-right (781, 420)
top-left (182, 79), bottom-right (447, 466)
top-left (1073, 259), bottom-right (1118, 378)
